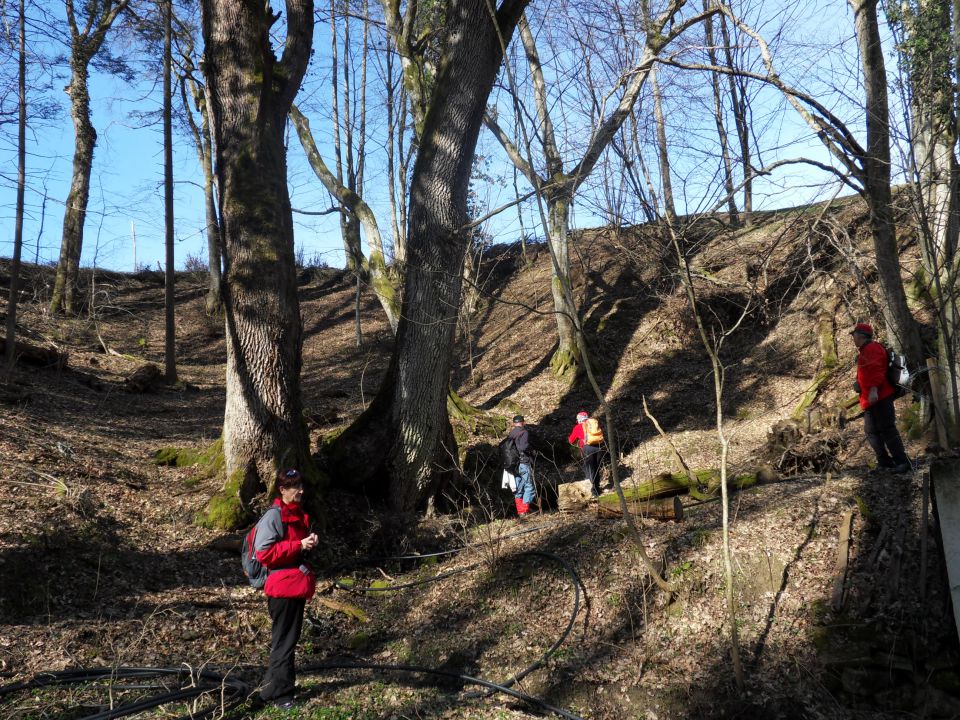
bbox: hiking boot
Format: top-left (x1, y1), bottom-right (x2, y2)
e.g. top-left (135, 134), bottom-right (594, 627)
top-left (893, 462), bottom-right (913, 474)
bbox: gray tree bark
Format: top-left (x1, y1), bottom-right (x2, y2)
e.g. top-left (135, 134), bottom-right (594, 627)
top-left (332, 0), bottom-right (529, 512)
top-left (850, 0), bottom-right (924, 368)
top-left (50, 0), bottom-right (129, 315)
top-left (5, 0), bottom-right (26, 369)
top-left (199, 0), bottom-right (315, 525)
top-left (895, 0), bottom-right (960, 437)
top-left (178, 40), bottom-right (223, 316)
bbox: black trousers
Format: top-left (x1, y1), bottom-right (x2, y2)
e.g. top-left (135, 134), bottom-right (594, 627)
top-left (583, 445), bottom-right (602, 495)
top-left (864, 396), bottom-right (908, 467)
top-left (261, 597), bottom-right (306, 702)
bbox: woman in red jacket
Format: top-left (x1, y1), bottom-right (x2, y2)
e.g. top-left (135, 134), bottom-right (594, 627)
top-left (254, 468), bottom-right (318, 708)
top-left (568, 411), bottom-right (604, 496)
top-left (851, 323), bottom-right (910, 473)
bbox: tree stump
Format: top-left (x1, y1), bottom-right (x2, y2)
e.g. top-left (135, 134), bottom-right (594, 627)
top-left (125, 363), bottom-right (163, 393)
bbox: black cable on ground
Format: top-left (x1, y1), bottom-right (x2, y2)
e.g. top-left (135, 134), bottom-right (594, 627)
top-left (1, 522), bottom-right (583, 719)
top-left (299, 660), bottom-right (584, 720)
top-left (326, 545), bottom-right (583, 714)
top-left (0, 666), bottom-right (249, 720)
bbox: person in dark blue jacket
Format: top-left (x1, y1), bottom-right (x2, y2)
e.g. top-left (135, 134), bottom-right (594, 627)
top-left (507, 415), bottom-right (537, 515)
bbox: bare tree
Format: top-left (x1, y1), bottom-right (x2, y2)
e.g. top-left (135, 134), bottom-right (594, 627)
top-left (49, 0), bottom-right (130, 315)
top-left (660, 2), bottom-right (924, 372)
top-left (483, 0), bottom-right (712, 380)
top-left (199, 0), bottom-right (315, 525)
top-left (4, 0), bottom-right (26, 369)
top-left (650, 63), bottom-right (677, 225)
top-left (703, 0), bottom-right (739, 225)
top-left (669, 218), bottom-right (747, 689)
top-left (290, 105), bottom-right (400, 331)
top-left (175, 17), bottom-right (222, 316)
top-left (162, 0), bottom-right (176, 384)
top-left (717, 8), bottom-right (752, 223)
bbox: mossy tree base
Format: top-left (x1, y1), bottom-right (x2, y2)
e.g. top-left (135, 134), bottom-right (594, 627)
top-left (549, 346), bottom-right (581, 381)
top-left (447, 387), bottom-right (508, 446)
top-left (153, 439), bottom-right (249, 529)
top-left (201, 469), bottom-right (251, 530)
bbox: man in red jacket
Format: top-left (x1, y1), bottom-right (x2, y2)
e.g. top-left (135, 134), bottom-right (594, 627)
top-left (851, 323), bottom-right (911, 473)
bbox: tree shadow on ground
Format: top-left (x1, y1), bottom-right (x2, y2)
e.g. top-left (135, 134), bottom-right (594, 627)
top-left (0, 516), bottom-right (242, 626)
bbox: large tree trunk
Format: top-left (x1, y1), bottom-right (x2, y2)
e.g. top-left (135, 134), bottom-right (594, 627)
top-left (850, 0), bottom-right (924, 367)
top-left (51, 65), bottom-right (95, 316)
top-left (902, 0), bottom-right (960, 437)
top-left (200, 0), bottom-right (315, 527)
top-left (332, 0), bottom-right (528, 513)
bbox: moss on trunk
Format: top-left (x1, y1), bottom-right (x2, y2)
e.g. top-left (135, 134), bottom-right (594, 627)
top-left (447, 387), bottom-right (509, 440)
top-left (604, 468), bottom-right (764, 504)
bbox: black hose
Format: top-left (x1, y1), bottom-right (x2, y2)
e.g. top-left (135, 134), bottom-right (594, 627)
top-left (327, 546), bottom-right (583, 712)
top-left (299, 660), bottom-right (585, 720)
top-left (2, 525), bottom-right (582, 720)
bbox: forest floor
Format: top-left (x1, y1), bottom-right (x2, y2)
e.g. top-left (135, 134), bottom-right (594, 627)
top-left (1, 198), bottom-right (959, 719)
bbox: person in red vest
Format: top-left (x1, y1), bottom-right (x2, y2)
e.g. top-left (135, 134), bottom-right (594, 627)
top-left (254, 468), bottom-right (318, 708)
top-left (568, 411), bottom-right (604, 496)
top-left (850, 323), bottom-right (911, 473)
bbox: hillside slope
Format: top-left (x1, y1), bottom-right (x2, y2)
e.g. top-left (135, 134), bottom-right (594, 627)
top-left (1, 198), bottom-right (958, 719)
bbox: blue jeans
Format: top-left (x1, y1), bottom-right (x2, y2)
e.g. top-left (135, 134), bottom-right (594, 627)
top-left (513, 462), bottom-right (536, 505)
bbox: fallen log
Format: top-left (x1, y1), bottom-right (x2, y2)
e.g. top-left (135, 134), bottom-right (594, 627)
top-left (0, 336), bottom-right (67, 368)
top-left (559, 480), bottom-right (684, 521)
top-left (619, 466), bottom-right (773, 503)
top-left (596, 495), bottom-right (683, 522)
top-left (831, 506), bottom-right (855, 611)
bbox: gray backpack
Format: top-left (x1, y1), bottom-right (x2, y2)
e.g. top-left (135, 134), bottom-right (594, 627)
top-left (240, 506), bottom-right (282, 589)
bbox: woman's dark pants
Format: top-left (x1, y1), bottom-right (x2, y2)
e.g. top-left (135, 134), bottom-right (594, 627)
top-left (584, 445), bottom-right (602, 495)
top-left (260, 597), bottom-right (306, 703)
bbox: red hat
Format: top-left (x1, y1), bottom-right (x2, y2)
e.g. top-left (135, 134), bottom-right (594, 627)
top-left (576, 411), bottom-right (589, 422)
top-left (850, 322), bottom-right (873, 336)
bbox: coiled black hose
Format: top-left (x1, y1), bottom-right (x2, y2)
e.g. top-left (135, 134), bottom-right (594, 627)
top-left (0, 524), bottom-right (586, 719)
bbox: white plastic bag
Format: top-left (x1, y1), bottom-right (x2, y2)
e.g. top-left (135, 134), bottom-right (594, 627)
top-left (501, 469), bottom-right (517, 492)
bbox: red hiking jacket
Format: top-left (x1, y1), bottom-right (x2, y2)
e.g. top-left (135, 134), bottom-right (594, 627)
top-left (857, 341), bottom-right (895, 410)
top-left (568, 422), bottom-right (587, 449)
top-left (255, 498), bottom-right (317, 600)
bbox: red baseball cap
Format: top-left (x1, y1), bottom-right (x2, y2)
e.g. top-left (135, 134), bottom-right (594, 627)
top-left (850, 322), bottom-right (873, 336)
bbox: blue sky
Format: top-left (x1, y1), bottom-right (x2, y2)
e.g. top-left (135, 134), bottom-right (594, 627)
top-left (0, 0), bottom-right (881, 274)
